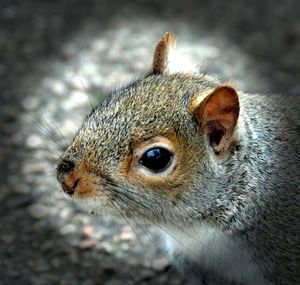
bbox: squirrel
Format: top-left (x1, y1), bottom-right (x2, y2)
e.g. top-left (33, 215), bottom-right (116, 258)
top-left (56, 33), bottom-right (300, 285)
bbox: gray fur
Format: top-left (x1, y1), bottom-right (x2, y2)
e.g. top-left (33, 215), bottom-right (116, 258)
top-left (58, 73), bottom-right (300, 285)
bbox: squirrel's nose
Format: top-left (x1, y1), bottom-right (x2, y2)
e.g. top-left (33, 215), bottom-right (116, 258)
top-left (57, 159), bottom-right (75, 174)
top-left (57, 159), bottom-right (78, 196)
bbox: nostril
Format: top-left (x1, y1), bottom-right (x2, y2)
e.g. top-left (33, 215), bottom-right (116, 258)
top-left (62, 179), bottom-right (79, 196)
top-left (57, 159), bottom-right (75, 175)
top-left (56, 159), bottom-right (79, 196)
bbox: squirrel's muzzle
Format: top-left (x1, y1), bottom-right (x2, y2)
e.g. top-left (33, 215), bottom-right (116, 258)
top-left (57, 159), bottom-right (78, 196)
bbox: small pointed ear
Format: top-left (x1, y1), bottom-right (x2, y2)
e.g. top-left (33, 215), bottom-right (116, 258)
top-left (151, 32), bottom-right (176, 75)
top-left (191, 85), bottom-right (240, 155)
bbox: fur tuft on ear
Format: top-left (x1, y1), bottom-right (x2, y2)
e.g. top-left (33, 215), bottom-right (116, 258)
top-left (151, 33), bottom-right (197, 75)
top-left (192, 85), bottom-right (240, 155)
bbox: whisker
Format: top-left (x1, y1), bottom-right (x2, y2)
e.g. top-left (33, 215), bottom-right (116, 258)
top-left (31, 171), bottom-right (56, 178)
top-left (108, 192), bottom-right (203, 281)
top-left (108, 200), bottom-right (147, 252)
top-left (135, 217), bottom-right (164, 253)
top-left (105, 183), bottom-right (219, 261)
top-left (73, 71), bottom-right (96, 110)
top-left (43, 115), bottom-right (69, 149)
top-left (110, 198), bottom-right (174, 269)
top-left (107, 184), bottom-right (154, 213)
top-left (110, 184), bottom-right (201, 240)
top-left (107, 188), bottom-right (189, 248)
top-left (38, 111), bottom-right (68, 151)
top-left (53, 187), bottom-right (69, 200)
top-left (27, 114), bottom-right (66, 154)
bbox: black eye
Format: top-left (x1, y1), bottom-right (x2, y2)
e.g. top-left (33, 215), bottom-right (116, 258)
top-left (139, 147), bottom-right (173, 173)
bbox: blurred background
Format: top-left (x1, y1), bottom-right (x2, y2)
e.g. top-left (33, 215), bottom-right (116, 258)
top-left (0, 0), bottom-right (299, 284)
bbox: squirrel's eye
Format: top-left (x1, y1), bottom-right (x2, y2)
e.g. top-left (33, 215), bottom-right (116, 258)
top-left (139, 147), bottom-right (173, 173)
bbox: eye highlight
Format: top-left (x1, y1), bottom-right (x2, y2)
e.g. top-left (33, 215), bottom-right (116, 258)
top-left (139, 147), bottom-right (173, 173)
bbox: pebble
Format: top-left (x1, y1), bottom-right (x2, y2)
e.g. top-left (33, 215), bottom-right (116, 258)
top-left (91, 39), bottom-right (107, 52)
top-left (82, 225), bottom-right (94, 237)
top-left (11, 133), bottom-right (26, 146)
top-left (26, 134), bottom-right (44, 149)
top-left (70, 90), bottom-right (89, 106)
top-left (61, 90), bottom-right (89, 111)
top-left (34, 259), bottom-right (50, 272)
top-left (60, 119), bottom-right (79, 136)
top-left (113, 225), bottom-right (136, 243)
top-left (69, 251), bottom-right (80, 264)
top-left (51, 258), bottom-right (61, 268)
top-left (21, 97), bottom-right (39, 110)
top-left (13, 184), bottom-right (30, 194)
top-left (120, 242), bottom-right (131, 251)
top-left (138, 268), bottom-right (155, 281)
top-left (22, 161), bottom-right (49, 175)
top-left (105, 281), bottom-right (124, 285)
top-left (43, 78), bottom-right (67, 96)
top-left (6, 194), bottom-right (32, 209)
top-left (29, 204), bottom-right (48, 219)
top-left (81, 280), bottom-right (94, 285)
top-left (80, 61), bottom-right (98, 78)
top-left (79, 238), bottom-right (97, 249)
top-left (60, 224), bottom-right (77, 235)
top-left (152, 257), bottom-right (171, 272)
top-left (69, 74), bottom-right (91, 91)
top-left (1, 233), bottom-right (15, 244)
top-left (101, 241), bottom-right (114, 253)
top-left (59, 208), bottom-right (72, 219)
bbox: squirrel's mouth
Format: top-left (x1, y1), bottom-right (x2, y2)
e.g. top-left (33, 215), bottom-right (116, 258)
top-left (57, 158), bottom-right (160, 222)
top-left (60, 178), bottom-right (79, 196)
top-left (57, 158), bottom-right (110, 199)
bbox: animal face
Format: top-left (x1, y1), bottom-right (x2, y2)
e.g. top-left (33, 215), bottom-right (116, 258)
top-left (56, 34), bottom-right (240, 226)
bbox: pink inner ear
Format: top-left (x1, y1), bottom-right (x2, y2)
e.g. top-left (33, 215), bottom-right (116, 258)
top-left (203, 87), bottom-right (239, 129)
top-left (200, 86), bottom-right (240, 154)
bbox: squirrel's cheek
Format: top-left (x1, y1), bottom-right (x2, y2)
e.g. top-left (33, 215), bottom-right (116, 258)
top-left (118, 156), bottom-right (192, 202)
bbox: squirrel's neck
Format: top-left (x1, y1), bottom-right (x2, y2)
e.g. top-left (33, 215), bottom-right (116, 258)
top-left (194, 99), bottom-right (272, 232)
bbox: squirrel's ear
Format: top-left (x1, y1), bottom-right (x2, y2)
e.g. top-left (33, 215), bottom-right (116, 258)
top-left (151, 33), bottom-right (176, 75)
top-left (191, 85), bottom-right (240, 155)
top-left (151, 33), bottom-right (197, 75)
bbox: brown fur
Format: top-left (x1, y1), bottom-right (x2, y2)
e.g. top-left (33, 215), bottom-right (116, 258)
top-left (56, 34), bottom-right (300, 285)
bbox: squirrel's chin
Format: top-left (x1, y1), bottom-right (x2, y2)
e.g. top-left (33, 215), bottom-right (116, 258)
top-left (72, 196), bottom-right (125, 219)
top-left (72, 197), bottom-right (95, 211)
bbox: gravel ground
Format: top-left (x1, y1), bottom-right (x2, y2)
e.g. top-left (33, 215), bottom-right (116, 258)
top-left (0, 1), bottom-right (299, 285)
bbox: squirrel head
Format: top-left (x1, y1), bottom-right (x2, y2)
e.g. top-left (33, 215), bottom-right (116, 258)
top-left (57, 34), bottom-right (240, 226)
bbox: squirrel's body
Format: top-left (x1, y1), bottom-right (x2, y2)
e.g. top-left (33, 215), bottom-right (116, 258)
top-left (57, 34), bottom-right (300, 285)
top-left (163, 91), bottom-right (299, 285)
